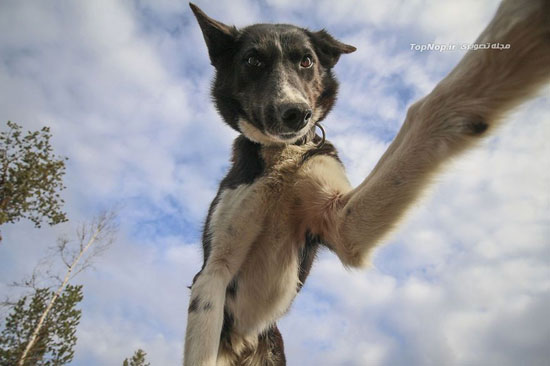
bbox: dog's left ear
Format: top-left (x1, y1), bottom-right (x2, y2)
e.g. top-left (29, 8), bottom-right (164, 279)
top-left (307, 30), bottom-right (356, 68)
top-left (189, 3), bottom-right (239, 67)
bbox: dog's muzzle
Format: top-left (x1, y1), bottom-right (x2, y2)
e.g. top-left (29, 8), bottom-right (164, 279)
top-left (279, 103), bottom-right (313, 132)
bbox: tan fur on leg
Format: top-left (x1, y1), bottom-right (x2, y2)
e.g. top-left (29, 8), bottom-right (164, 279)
top-left (302, 0), bottom-right (550, 267)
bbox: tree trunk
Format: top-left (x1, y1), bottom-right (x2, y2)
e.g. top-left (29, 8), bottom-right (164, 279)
top-left (17, 226), bottom-right (101, 366)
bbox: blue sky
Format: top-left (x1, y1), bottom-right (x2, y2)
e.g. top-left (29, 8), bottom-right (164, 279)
top-left (1, 0), bottom-right (549, 365)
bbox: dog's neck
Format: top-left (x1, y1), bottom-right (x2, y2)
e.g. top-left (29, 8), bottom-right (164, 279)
top-left (292, 125), bottom-right (318, 146)
top-left (233, 131), bottom-right (332, 174)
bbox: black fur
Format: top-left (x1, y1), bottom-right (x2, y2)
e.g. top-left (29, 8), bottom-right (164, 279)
top-left (220, 324), bottom-right (287, 366)
top-left (189, 4), bottom-right (356, 363)
top-left (226, 277), bottom-right (239, 299)
top-left (297, 232), bottom-right (321, 291)
top-left (192, 3), bottom-right (354, 141)
top-left (222, 136), bottom-right (265, 189)
top-left (220, 307), bottom-right (234, 344)
top-left (300, 136), bottom-right (341, 164)
top-left (188, 297), bottom-right (200, 313)
top-left (468, 118), bottom-right (489, 135)
top-left (258, 325), bottom-right (286, 365)
top-left (306, 29), bottom-right (356, 68)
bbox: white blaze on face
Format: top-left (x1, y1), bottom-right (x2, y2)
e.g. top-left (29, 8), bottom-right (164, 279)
top-left (278, 78), bottom-right (309, 106)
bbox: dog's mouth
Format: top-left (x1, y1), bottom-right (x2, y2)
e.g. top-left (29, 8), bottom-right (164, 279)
top-left (265, 117), bottom-right (315, 143)
top-left (238, 114), bottom-right (315, 146)
top-left (279, 131), bottom-right (300, 138)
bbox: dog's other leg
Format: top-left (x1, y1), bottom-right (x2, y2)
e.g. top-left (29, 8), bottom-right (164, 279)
top-left (316, 0), bottom-right (550, 267)
top-left (231, 325), bottom-right (285, 366)
top-left (255, 325), bottom-right (286, 366)
top-left (184, 185), bottom-right (267, 366)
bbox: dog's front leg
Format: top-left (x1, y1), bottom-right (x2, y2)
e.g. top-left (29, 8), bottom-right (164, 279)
top-left (322, 0), bottom-right (550, 267)
top-left (184, 185), bottom-right (267, 366)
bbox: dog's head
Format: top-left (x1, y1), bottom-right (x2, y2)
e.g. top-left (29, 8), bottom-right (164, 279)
top-left (190, 3), bottom-right (355, 145)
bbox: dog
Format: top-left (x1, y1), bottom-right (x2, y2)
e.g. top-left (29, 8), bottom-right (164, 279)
top-left (184, 1), bottom-right (550, 365)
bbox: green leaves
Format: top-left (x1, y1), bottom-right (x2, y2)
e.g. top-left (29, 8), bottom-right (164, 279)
top-left (0, 121), bottom-right (68, 228)
top-left (0, 285), bottom-right (83, 366)
top-left (123, 349), bottom-right (151, 366)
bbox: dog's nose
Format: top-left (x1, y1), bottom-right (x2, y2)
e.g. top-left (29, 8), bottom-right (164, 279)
top-left (280, 103), bottom-right (313, 131)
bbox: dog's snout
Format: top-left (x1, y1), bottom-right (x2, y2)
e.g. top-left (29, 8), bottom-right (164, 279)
top-left (280, 103), bottom-right (312, 131)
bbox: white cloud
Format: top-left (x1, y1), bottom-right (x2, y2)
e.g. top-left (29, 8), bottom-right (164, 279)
top-left (72, 234), bottom-right (202, 365)
top-left (280, 98), bottom-right (550, 365)
top-left (1, 1), bottom-right (548, 365)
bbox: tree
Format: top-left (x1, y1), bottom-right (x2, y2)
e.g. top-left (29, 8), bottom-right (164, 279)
top-left (123, 349), bottom-right (151, 366)
top-left (0, 285), bottom-right (83, 366)
top-left (0, 211), bottom-right (117, 366)
top-left (0, 121), bottom-right (68, 230)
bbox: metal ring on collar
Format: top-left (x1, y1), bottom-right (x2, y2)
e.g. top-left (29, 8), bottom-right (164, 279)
top-left (315, 122), bottom-right (326, 148)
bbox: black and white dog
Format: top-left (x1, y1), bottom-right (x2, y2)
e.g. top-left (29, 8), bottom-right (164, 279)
top-left (185, 1), bottom-right (550, 365)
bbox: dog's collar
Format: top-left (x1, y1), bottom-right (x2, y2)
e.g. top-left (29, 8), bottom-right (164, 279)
top-left (315, 122), bottom-right (326, 148)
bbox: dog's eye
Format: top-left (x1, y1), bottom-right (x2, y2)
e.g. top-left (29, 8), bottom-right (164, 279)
top-left (300, 55), bottom-right (313, 68)
top-left (247, 56), bottom-right (263, 67)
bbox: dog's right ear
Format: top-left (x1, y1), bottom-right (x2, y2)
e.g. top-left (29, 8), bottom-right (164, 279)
top-left (307, 29), bottom-right (356, 68)
top-left (189, 3), bottom-right (239, 67)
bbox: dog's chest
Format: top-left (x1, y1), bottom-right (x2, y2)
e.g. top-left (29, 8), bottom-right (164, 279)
top-left (214, 142), bottom-right (322, 336)
top-left (227, 227), bottom-right (303, 337)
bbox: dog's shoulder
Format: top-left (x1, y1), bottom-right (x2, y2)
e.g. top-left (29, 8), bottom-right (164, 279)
top-left (220, 135), bottom-right (265, 190)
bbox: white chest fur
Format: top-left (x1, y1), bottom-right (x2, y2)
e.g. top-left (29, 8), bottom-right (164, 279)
top-left (197, 141), bottom-right (351, 356)
top-left (224, 220), bottom-right (301, 337)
